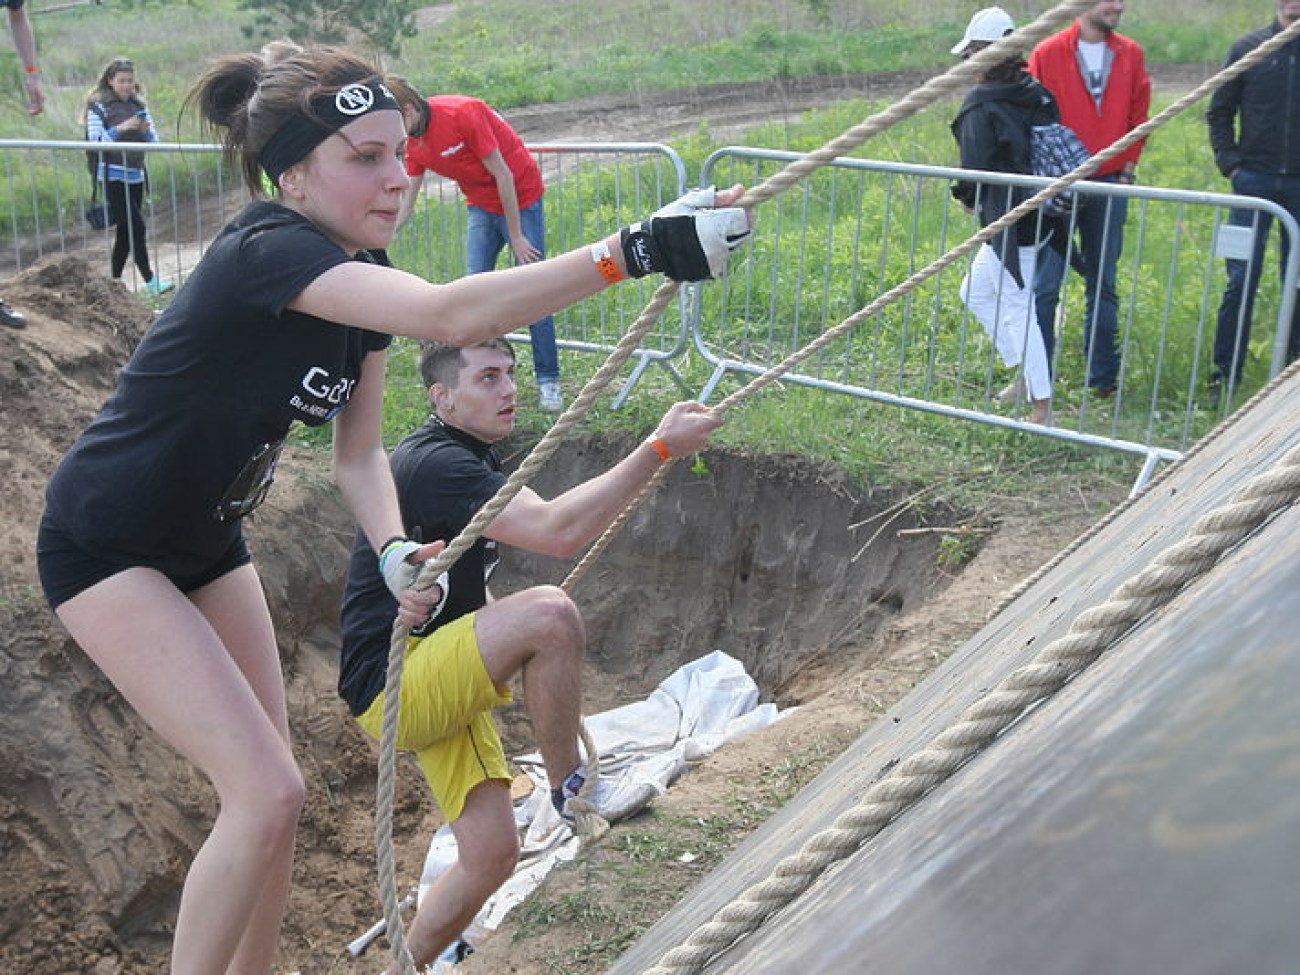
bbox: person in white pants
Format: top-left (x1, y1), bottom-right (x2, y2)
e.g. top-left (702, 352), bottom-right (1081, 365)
top-left (960, 240), bottom-right (1053, 423)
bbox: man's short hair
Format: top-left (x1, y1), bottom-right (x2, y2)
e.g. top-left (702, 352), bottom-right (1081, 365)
top-left (419, 339), bottom-right (516, 390)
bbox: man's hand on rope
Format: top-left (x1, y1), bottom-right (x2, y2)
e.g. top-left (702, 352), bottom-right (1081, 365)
top-left (648, 402), bottom-right (726, 460)
top-left (620, 184), bottom-right (752, 281)
top-left (379, 538), bottom-right (450, 628)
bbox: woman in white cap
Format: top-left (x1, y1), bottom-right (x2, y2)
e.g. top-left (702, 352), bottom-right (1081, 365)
top-left (950, 6), bottom-right (1066, 425)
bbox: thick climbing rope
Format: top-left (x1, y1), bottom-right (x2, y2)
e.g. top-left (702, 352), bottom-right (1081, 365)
top-left (991, 356), bottom-right (1300, 617)
top-left (631, 24), bottom-right (1300, 975)
top-left (642, 444), bottom-right (1300, 975)
top-left (371, 4), bottom-right (1099, 968)
top-left (375, 7), bottom-right (1300, 971)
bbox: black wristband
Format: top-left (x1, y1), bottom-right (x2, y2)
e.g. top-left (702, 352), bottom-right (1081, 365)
top-left (621, 216), bottom-right (712, 282)
top-left (619, 223), bottom-right (658, 278)
top-left (380, 535), bottom-right (407, 555)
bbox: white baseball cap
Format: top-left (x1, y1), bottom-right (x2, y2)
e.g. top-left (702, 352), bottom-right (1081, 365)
top-left (951, 6), bottom-right (1016, 56)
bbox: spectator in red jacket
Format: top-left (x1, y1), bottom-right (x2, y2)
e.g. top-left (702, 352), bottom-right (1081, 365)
top-left (1028, 0), bottom-right (1150, 398)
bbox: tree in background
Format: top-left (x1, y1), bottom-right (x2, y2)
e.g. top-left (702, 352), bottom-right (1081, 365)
top-left (238, 0), bottom-right (417, 57)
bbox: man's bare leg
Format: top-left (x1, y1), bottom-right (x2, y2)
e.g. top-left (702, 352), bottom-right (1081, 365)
top-left (474, 585), bottom-right (585, 787)
top-left (386, 781), bottom-right (517, 972)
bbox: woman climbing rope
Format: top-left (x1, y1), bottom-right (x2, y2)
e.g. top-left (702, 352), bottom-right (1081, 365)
top-left (37, 42), bottom-right (749, 975)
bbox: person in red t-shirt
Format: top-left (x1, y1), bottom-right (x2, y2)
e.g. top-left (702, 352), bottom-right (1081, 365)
top-left (397, 88), bottom-right (563, 410)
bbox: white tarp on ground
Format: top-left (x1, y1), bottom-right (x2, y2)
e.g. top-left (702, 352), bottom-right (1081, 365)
top-left (417, 649), bottom-right (788, 954)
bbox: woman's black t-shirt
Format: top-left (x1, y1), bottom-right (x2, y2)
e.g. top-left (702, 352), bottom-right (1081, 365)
top-left (43, 201), bottom-right (392, 575)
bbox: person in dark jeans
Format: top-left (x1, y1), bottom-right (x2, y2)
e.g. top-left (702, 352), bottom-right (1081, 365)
top-left (1028, 0), bottom-right (1150, 397)
top-left (1207, 0), bottom-right (1300, 398)
top-left (84, 57), bottom-right (172, 296)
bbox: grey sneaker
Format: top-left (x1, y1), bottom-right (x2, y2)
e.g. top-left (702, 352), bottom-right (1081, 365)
top-left (538, 379), bottom-right (563, 412)
top-left (0, 299), bottom-right (27, 330)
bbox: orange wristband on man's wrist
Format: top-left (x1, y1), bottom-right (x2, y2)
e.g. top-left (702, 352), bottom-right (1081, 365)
top-left (591, 240), bottom-right (626, 284)
top-left (647, 437), bottom-right (672, 462)
top-left (25, 64), bottom-right (38, 74)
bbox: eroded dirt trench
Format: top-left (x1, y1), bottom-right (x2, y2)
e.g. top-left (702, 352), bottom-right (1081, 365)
top-left (0, 254), bottom-right (963, 973)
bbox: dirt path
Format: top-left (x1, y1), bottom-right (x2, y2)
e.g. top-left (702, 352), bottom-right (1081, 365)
top-left (506, 64), bottom-right (1213, 143)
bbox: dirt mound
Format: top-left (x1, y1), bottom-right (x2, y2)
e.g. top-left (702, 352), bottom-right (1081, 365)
top-left (0, 254), bottom-right (1002, 973)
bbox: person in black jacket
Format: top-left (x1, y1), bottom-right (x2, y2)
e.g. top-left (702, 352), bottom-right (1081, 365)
top-left (1207, 0), bottom-right (1300, 398)
top-left (950, 7), bottom-right (1065, 424)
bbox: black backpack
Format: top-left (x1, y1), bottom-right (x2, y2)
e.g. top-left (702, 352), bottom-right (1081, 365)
top-left (86, 103), bottom-right (108, 181)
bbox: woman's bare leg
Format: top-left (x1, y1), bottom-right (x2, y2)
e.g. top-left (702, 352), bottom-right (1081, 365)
top-left (189, 564), bottom-right (300, 973)
top-left (56, 565), bottom-right (305, 975)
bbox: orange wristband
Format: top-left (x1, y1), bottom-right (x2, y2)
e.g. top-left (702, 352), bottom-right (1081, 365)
top-left (647, 437), bottom-right (672, 462)
top-left (25, 65), bottom-right (38, 74)
top-left (591, 240), bottom-right (626, 284)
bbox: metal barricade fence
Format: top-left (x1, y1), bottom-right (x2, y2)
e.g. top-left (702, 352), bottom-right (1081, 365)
top-left (0, 138), bottom-right (689, 404)
top-left (5, 137), bottom-right (1296, 483)
top-left (699, 147), bottom-right (1300, 490)
top-left (0, 139), bottom-right (242, 287)
top-left (390, 141), bottom-right (689, 405)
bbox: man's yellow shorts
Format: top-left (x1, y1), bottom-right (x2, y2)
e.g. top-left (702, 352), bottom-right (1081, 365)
top-left (356, 612), bottom-right (512, 822)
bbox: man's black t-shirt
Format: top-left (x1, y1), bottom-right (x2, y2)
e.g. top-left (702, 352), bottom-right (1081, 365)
top-left (43, 201), bottom-right (391, 574)
top-left (337, 418), bottom-right (504, 716)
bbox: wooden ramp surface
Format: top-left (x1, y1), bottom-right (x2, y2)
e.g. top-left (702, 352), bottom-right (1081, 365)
top-left (611, 377), bottom-right (1300, 975)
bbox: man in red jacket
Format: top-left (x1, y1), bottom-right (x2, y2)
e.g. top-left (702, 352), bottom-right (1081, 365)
top-left (1029, 0), bottom-right (1149, 398)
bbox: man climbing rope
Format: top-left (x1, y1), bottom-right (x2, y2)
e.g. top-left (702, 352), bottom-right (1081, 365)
top-left (337, 338), bottom-right (723, 971)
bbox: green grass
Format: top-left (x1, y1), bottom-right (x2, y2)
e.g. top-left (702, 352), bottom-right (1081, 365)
top-left (5, 0), bottom-right (1270, 134)
top-left (11, 0), bottom-right (1272, 508)
top-left (296, 83), bottom-right (1227, 507)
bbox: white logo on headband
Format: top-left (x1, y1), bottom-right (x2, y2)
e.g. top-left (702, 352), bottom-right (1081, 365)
top-left (335, 83), bottom-right (375, 116)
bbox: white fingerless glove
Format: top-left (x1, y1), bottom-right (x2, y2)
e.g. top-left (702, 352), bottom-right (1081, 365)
top-left (620, 186), bottom-right (751, 281)
top-left (379, 537), bottom-right (450, 620)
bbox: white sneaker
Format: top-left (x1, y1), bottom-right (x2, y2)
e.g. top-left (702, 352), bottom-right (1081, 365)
top-left (538, 379), bottom-right (563, 412)
top-left (554, 767), bottom-right (653, 824)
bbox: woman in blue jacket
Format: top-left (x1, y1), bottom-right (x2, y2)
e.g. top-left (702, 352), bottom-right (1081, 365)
top-left (85, 56), bottom-right (173, 295)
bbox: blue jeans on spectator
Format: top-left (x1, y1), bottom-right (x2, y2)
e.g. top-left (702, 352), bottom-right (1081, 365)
top-left (1034, 175), bottom-right (1128, 392)
top-left (466, 200), bottom-right (559, 383)
top-left (1212, 168), bottom-right (1300, 387)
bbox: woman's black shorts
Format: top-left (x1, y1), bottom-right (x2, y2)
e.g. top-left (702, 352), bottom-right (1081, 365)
top-left (36, 513), bottom-right (252, 610)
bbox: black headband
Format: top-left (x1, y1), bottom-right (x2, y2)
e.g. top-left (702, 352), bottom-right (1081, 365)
top-left (260, 79), bottom-right (400, 184)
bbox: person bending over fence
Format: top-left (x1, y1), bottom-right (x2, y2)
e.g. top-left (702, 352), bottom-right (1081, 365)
top-left (950, 6), bottom-right (1067, 425)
